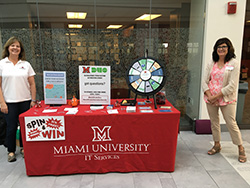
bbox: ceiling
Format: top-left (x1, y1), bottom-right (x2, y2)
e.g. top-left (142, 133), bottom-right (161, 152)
top-left (0, 0), bottom-right (250, 28)
top-left (0, 0), bottom-right (191, 28)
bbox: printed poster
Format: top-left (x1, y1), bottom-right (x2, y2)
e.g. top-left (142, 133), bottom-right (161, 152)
top-left (79, 66), bottom-right (110, 105)
top-left (43, 71), bottom-right (67, 104)
top-left (25, 116), bottom-right (65, 141)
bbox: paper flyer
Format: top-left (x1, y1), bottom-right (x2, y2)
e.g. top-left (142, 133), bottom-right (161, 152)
top-left (43, 71), bottom-right (67, 104)
top-left (79, 66), bottom-right (110, 105)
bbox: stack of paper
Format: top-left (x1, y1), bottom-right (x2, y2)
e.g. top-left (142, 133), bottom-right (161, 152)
top-left (90, 106), bottom-right (104, 110)
top-left (64, 107), bottom-right (78, 115)
top-left (140, 110), bottom-right (154, 113)
top-left (42, 109), bottom-right (58, 113)
top-left (107, 109), bottom-right (119, 114)
top-left (139, 106), bottom-right (151, 110)
top-left (126, 106), bottom-right (136, 113)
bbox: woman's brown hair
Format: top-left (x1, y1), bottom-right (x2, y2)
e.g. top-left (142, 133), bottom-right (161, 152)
top-left (2, 36), bottom-right (26, 60)
top-left (212, 37), bottom-right (236, 63)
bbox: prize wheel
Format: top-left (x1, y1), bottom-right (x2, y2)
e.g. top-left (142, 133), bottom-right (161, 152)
top-left (126, 57), bottom-right (166, 97)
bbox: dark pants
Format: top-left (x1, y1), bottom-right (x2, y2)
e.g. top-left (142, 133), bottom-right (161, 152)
top-left (4, 100), bottom-right (30, 153)
top-left (0, 111), bottom-right (7, 146)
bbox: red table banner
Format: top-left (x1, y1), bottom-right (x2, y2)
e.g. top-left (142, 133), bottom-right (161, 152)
top-left (19, 99), bottom-right (180, 176)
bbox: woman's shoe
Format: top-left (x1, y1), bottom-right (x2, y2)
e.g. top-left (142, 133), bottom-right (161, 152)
top-left (208, 145), bottom-right (221, 155)
top-left (20, 149), bottom-right (24, 158)
top-left (238, 148), bottom-right (247, 163)
top-left (8, 153), bottom-right (16, 162)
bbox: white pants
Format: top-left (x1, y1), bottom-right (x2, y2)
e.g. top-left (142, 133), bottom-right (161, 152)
top-left (206, 102), bottom-right (243, 145)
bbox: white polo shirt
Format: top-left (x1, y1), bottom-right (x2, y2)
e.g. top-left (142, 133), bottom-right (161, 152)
top-left (0, 57), bottom-right (36, 103)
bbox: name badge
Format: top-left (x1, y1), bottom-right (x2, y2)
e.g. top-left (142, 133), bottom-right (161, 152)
top-left (225, 65), bottom-right (234, 70)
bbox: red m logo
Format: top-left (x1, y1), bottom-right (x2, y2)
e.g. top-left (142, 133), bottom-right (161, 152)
top-left (92, 126), bottom-right (111, 141)
top-left (82, 67), bottom-right (90, 73)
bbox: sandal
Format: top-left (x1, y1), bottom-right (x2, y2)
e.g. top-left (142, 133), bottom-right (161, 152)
top-left (238, 148), bottom-right (247, 163)
top-left (208, 145), bottom-right (221, 155)
top-left (8, 152), bottom-right (16, 162)
top-left (20, 149), bottom-right (24, 158)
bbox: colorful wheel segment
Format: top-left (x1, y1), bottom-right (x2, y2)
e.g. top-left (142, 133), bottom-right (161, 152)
top-left (126, 57), bottom-right (166, 96)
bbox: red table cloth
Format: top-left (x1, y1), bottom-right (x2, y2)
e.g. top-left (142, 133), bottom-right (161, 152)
top-left (19, 99), bottom-right (180, 176)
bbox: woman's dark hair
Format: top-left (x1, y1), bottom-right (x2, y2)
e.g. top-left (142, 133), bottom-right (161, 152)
top-left (2, 36), bottom-right (26, 60)
top-left (212, 37), bottom-right (236, 63)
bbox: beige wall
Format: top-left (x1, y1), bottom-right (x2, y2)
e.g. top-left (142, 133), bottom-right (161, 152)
top-left (199, 0), bottom-right (247, 122)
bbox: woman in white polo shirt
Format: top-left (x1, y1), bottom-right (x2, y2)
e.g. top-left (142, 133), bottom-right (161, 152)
top-left (0, 36), bottom-right (36, 162)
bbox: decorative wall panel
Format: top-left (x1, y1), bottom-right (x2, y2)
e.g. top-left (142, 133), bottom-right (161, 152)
top-left (1, 27), bottom-right (189, 115)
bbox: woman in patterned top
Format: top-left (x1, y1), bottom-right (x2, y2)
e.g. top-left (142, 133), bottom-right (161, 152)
top-left (202, 37), bottom-right (247, 163)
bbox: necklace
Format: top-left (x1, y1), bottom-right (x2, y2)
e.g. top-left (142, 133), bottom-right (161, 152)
top-left (217, 62), bottom-right (224, 69)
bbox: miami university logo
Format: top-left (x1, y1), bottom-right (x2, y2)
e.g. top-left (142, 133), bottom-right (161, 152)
top-left (82, 67), bottom-right (90, 73)
top-left (92, 126), bottom-right (112, 141)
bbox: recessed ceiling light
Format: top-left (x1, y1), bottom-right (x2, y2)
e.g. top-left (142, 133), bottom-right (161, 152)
top-left (107, 25), bottom-right (123, 29)
top-left (66, 12), bottom-right (87, 19)
top-left (68, 24), bottom-right (83, 28)
top-left (65, 33), bottom-right (77, 36)
top-left (135, 14), bottom-right (162, 21)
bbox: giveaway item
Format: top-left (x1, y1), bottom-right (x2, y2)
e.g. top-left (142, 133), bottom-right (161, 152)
top-left (107, 109), bottom-right (119, 114)
top-left (126, 106), bottom-right (136, 113)
top-left (138, 102), bottom-right (146, 105)
top-left (34, 100), bottom-right (42, 108)
top-left (71, 96), bottom-right (79, 107)
top-left (107, 105), bottom-right (113, 109)
top-left (159, 109), bottom-right (171, 112)
top-left (121, 99), bottom-right (137, 106)
top-left (160, 106), bottom-right (172, 109)
top-left (115, 100), bottom-right (120, 107)
top-left (65, 108), bottom-right (78, 115)
top-left (139, 106), bottom-right (151, 109)
top-left (156, 91), bottom-right (166, 104)
top-left (90, 105), bottom-right (104, 110)
top-left (140, 110), bottom-right (154, 113)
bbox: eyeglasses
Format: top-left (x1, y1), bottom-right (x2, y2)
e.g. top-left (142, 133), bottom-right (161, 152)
top-left (217, 46), bottom-right (228, 49)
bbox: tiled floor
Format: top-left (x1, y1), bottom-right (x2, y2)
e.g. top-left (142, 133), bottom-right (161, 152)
top-left (0, 130), bottom-right (250, 188)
